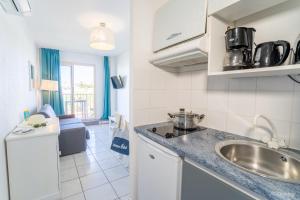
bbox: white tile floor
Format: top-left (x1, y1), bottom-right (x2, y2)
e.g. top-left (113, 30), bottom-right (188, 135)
top-left (60, 125), bottom-right (130, 200)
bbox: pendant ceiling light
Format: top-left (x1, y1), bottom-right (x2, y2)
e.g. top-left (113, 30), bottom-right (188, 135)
top-left (90, 23), bottom-right (115, 50)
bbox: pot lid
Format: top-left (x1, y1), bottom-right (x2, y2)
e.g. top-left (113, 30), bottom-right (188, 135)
top-left (171, 108), bottom-right (200, 117)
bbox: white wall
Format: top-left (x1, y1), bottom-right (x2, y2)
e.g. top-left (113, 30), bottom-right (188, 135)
top-left (115, 51), bottom-right (130, 121)
top-left (0, 10), bottom-right (37, 200)
top-left (130, 0), bottom-right (167, 199)
top-left (60, 51), bottom-right (117, 119)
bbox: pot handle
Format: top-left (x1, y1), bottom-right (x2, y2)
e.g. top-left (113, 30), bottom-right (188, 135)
top-left (168, 113), bottom-right (175, 118)
top-left (196, 114), bottom-right (205, 122)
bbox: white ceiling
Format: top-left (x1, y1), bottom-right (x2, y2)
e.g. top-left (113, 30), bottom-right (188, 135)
top-left (25, 0), bottom-right (130, 56)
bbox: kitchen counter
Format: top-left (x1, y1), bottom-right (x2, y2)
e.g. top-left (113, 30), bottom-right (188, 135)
top-left (134, 122), bottom-right (300, 200)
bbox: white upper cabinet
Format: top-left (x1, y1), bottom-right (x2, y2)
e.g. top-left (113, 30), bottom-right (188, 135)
top-left (153, 0), bottom-right (207, 52)
top-left (208, 0), bottom-right (288, 22)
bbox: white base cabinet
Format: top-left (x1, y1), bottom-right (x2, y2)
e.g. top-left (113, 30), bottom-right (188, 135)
top-left (137, 135), bottom-right (182, 200)
top-left (6, 118), bottom-right (61, 200)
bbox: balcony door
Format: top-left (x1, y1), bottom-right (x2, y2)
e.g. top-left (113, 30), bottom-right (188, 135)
top-left (61, 64), bottom-right (95, 119)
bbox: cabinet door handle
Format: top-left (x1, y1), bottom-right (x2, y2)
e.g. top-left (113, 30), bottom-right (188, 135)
top-left (166, 32), bottom-right (182, 40)
top-left (149, 154), bottom-right (155, 159)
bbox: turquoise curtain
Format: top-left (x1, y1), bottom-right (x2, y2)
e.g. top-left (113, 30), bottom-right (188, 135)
top-left (41, 48), bottom-right (65, 115)
top-left (101, 56), bottom-right (111, 120)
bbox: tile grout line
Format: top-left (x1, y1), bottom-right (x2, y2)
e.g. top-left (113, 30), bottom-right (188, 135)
top-left (92, 127), bottom-right (127, 199)
top-left (73, 154), bottom-right (87, 200)
top-left (62, 125), bottom-right (129, 199)
top-left (93, 150), bottom-right (121, 199)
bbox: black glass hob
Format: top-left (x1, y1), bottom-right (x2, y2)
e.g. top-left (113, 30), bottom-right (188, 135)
top-left (147, 124), bottom-right (207, 139)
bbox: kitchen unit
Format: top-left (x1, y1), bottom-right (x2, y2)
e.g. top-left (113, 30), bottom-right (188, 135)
top-left (150, 0), bottom-right (300, 78)
top-left (134, 122), bottom-right (300, 200)
top-left (132, 0), bottom-right (300, 199)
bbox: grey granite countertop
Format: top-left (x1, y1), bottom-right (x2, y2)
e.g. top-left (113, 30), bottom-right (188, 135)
top-left (134, 122), bottom-right (300, 200)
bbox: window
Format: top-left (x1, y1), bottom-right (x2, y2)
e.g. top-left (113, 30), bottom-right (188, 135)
top-left (61, 64), bottom-right (95, 119)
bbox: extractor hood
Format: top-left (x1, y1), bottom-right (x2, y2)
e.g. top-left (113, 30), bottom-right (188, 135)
top-left (150, 0), bottom-right (208, 72)
top-left (0, 0), bottom-right (31, 16)
top-left (150, 36), bottom-right (208, 72)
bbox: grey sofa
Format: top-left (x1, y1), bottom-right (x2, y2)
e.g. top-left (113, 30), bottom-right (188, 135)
top-left (39, 104), bottom-right (88, 156)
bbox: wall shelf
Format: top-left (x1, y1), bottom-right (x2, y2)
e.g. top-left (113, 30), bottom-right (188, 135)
top-left (207, 13), bottom-right (299, 79)
top-left (208, 64), bottom-right (300, 78)
top-left (208, 0), bottom-right (288, 23)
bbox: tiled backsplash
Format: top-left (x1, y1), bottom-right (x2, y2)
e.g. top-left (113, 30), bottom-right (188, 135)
top-left (133, 68), bottom-right (300, 150)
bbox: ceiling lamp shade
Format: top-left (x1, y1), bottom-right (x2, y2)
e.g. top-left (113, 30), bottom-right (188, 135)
top-left (90, 23), bottom-right (115, 51)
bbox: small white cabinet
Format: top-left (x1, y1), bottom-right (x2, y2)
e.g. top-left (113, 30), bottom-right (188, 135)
top-left (153, 0), bottom-right (207, 52)
top-left (6, 118), bottom-right (61, 200)
top-left (137, 135), bottom-right (182, 200)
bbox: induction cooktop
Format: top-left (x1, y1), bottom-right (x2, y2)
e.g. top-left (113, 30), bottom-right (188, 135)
top-left (147, 124), bottom-right (207, 139)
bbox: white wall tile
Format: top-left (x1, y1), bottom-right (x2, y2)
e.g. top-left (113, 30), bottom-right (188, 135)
top-left (191, 70), bottom-right (207, 90)
top-left (229, 78), bottom-right (257, 91)
top-left (257, 76), bottom-right (294, 91)
top-left (207, 90), bottom-right (228, 112)
top-left (207, 77), bottom-right (229, 90)
top-left (289, 123), bottom-right (300, 150)
top-left (292, 92), bottom-right (300, 123)
top-left (148, 109), bottom-right (169, 123)
top-left (164, 72), bottom-right (178, 90)
top-left (293, 75), bottom-right (300, 91)
top-left (176, 90), bottom-right (191, 109)
top-left (226, 113), bottom-right (255, 138)
top-left (255, 91), bottom-right (293, 121)
top-left (206, 110), bottom-right (227, 131)
top-left (133, 68), bottom-right (151, 90)
top-left (165, 90), bottom-right (179, 110)
top-left (150, 68), bottom-right (167, 90)
top-left (191, 90), bottom-right (207, 109)
top-left (149, 90), bottom-right (168, 108)
top-left (133, 91), bottom-right (150, 109)
top-left (177, 72), bottom-right (192, 90)
top-left (228, 90), bottom-right (256, 116)
top-left (133, 109), bottom-right (150, 126)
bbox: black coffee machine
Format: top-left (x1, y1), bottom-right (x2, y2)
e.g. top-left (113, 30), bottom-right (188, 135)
top-left (223, 27), bottom-right (256, 71)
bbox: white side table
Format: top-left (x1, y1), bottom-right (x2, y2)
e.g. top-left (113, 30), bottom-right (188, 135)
top-left (6, 117), bottom-right (61, 200)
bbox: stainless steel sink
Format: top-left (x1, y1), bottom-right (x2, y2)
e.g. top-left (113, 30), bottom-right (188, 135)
top-left (215, 140), bottom-right (300, 183)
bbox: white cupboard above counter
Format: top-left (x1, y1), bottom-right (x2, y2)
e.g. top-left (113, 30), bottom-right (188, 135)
top-left (150, 0), bottom-right (208, 72)
top-left (151, 0), bottom-right (299, 78)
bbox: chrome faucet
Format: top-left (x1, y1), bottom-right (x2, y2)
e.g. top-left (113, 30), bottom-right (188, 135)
top-left (253, 114), bottom-right (286, 149)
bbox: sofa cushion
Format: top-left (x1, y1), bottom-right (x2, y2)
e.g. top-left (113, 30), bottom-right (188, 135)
top-left (59, 118), bottom-right (82, 126)
top-left (59, 123), bottom-right (87, 156)
top-left (60, 122), bottom-right (86, 132)
top-left (39, 104), bottom-right (57, 118)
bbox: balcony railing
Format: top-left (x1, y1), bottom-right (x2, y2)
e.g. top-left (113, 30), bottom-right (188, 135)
top-left (63, 93), bottom-right (95, 119)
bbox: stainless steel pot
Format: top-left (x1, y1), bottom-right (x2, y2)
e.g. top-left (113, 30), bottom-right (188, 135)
top-left (168, 108), bottom-right (205, 130)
